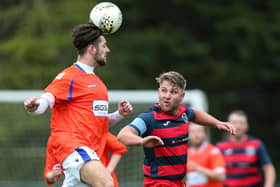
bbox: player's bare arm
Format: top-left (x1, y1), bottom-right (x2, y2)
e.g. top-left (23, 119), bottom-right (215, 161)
top-left (188, 161), bottom-right (225, 181)
top-left (193, 109), bottom-right (236, 135)
top-left (263, 163), bottom-right (276, 187)
top-left (108, 100), bottom-right (133, 126)
top-left (24, 93), bottom-right (54, 115)
top-left (118, 126), bottom-right (163, 147)
top-left (106, 154), bottom-right (122, 174)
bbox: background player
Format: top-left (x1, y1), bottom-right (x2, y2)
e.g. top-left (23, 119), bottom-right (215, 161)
top-left (217, 110), bottom-right (275, 187)
top-left (118, 71), bottom-right (235, 187)
top-left (186, 122), bottom-right (226, 187)
top-left (24, 23), bottom-right (132, 187)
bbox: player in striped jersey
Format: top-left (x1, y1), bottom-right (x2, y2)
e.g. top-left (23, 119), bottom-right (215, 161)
top-left (217, 110), bottom-right (275, 187)
top-left (118, 71), bottom-right (236, 187)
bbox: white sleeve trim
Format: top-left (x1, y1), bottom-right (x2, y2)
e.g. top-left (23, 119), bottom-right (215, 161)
top-left (40, 92), bottom-right (55, 108)
top-left (32, 98), bottom-right (49, 115)
top-left (32, 92), bottom-right (55, 115)
top-left (108, 110), bottom-right (124, 126)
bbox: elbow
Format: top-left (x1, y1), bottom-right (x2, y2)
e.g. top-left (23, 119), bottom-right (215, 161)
top-left (117, 131), bottom-right (124, 143)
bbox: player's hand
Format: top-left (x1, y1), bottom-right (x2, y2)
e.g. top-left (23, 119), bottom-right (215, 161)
top-left (52, 164), bottom-right (63, 177)
top-left (47, 164), bottom-right (62, 183)
top-left (24, 96), bottom-right (39, 112)
top-left (188, 161), bottom-right (200, 171)
top-left (118, 100), bottom-right (133, 117)
top-left (216, 121), bottom-right (236, 135)
top-left (142, 136), bottom-right (164, 148)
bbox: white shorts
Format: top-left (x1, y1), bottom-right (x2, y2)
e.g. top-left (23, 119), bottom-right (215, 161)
top-left (61, 146), bottom-right (99, 187)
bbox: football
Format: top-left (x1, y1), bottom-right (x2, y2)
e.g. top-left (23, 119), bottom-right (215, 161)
top-left (89, 2), bottom-right (123, 34)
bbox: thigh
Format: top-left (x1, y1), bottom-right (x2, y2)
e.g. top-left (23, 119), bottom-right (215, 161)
top-left (62, 146), bottom-right (100, 187)
top-left (80, 159), bottom-right (112, 186)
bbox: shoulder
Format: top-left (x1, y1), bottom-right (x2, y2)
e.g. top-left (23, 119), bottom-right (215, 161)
top-left (53, 65), bottom-right (78, 80)
top-left (207, 144), bottom-right (222, 155)
top-left (182, 104), bottom-right (195, 120)
top-left (137, 105), bottom-right (159, 120)
top-left (247, 135), bottom-right (264, 148)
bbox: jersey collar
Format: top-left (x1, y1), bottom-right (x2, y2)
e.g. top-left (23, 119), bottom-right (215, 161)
top-left (74, 61), bottom-right (95, 74)
top-left (152, 104), bottom-right (187, 120)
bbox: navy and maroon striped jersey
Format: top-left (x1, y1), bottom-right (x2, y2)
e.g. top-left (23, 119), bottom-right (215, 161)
top-left (130, 104), bottom-right (195, 179)
top-left (217, 136), bottom-right (272, 187)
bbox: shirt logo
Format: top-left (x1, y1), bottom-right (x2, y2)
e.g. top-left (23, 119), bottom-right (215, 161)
top-left (246, 146), bottom-right (256, 155)
top-left (224, 148), bottom-right (233, 155)
top-left (93, 100), bottom-right (108, 117)
top-left (88, 84), bottom-right (97, 88)
top-left (55, 72), bottom-right (65, 80)
top-left (182, 113), bottom-right (189, 123)
top-left (163, 121), bottom-right (171, 126)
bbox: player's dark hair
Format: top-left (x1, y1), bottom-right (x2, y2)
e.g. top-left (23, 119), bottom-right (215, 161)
top-left (72, 23), bottom-right (102, 55)
top-left (156, 71), bottom-right (186, 90)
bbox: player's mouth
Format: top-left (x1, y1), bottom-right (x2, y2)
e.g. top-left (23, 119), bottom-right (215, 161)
top-left (163, 101), bottom-right (170, 106)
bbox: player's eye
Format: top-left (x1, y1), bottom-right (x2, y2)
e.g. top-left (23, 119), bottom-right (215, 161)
top-left (160, 88), bottom-right (167, 93)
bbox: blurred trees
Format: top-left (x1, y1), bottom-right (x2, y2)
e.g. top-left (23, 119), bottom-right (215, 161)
top-left (0, 0), bottom-right (280, 181)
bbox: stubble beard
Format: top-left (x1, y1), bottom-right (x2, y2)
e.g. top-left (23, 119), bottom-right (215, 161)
top-left (160, 102), bottom-right (180, 116)
top-left (95, 53), bottom-right (106, 66)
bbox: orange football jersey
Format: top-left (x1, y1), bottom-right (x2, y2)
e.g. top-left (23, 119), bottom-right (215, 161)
top-left (187, 143), bottom-right (225, 187)
top-left (45, 64), bottom-right (109, 164)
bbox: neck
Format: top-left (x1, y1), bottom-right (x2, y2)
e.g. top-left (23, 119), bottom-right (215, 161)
top-left (77, 55), bottom-right (97, 67)
top-left (231, 134), bottom-right (247, 144)
top-left (192, 141), bottom-right (206, 151)
top-left (167, 110), bottom-right (178, 116)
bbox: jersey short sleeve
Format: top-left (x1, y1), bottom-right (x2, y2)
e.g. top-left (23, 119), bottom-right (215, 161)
top-left (257, 141), bottom-right (272, 166)
top-left (44, 71), bottom-right (74, 103)
top-left (129, 117), bottom-right (148, 136)
top-left (186, 107), bottom-right (195, 121)
top-left (129, 112), bottom-right (154, 137)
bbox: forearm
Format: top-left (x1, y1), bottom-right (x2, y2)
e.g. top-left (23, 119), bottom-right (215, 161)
top-left (108, 110), bottom-right (123, 126)
top-left (107, 154), bottom-right (122, 173)
top-left (263, 164), bottom-right (276, 187)
top-left (196, 166), bottom-right (225, 181)
top-left (193, 109), bottom-right (220, 128)
top-left (117, 127), bottom-right (143, 146)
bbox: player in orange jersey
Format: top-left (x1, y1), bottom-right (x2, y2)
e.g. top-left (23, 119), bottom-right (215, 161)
top-left (186, 123), bottom-right (226, 187)
top-left (44, 132), bottom-right (127, 187)
top-left (24, 23), bottom-right (132, 187)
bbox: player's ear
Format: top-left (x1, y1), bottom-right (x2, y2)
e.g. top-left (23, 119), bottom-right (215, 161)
top-left (181, 90), bottom-right (185, 98)
top-left (88, 44), bottom-right (96, 55)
